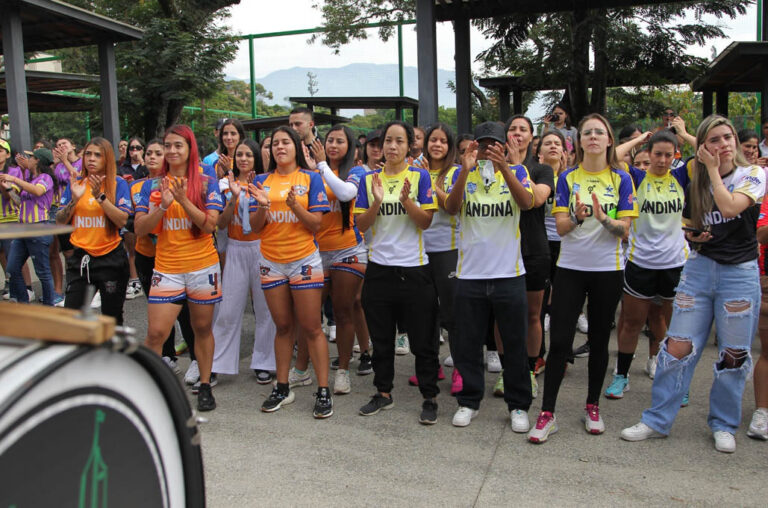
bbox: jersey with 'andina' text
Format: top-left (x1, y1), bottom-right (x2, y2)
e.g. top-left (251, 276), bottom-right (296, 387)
top-left (254, 169), bottom-right (330, 264)
top-left (553, 164), bottom-right (638, 271)
top-left (354, 166), bottom-right (437, 267)
top-left (451, 165), bottom-right (534, 279)
top-left (316, 166), bottom-right (366, 252)
top-left (626, 165), bottom-right (690, 269)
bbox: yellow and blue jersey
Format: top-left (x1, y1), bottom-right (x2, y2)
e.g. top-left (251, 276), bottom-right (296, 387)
top-left (424, 165), bottom-right (460, 253)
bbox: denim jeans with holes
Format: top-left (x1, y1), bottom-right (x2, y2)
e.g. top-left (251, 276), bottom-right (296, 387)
top-left (641, 251), bottom-right (760, 435)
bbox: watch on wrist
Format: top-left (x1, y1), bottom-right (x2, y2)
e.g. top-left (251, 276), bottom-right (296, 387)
top-left (97, 193), bottom-right (107, 203)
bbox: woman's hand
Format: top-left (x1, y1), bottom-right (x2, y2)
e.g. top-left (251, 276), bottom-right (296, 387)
top-left (573, 192), bottom-right (589, 221)
top-left (286, 187), bottom-right (297, 209)
top-left (685, 229), bottom-right (712, 243)
top-left (216, 154), bottom-right (232, 178)
top-left (311, 138), bottom-right (326, 164)
top-left (71, 178), bottom-right (87, 201)
top-left (227, 171), bottom-right (242, 197)
top-left (697, 144), bottom-right (720, 171)
top-left (506, 138), bottom-right (523, 165)
top-left (371, 172), bottom-right (384, 204)
top-left (160, 177), bottom-right (175, 209)
top-left (590, 192), bottom-right (607, 222)
top-left (247, 181), bottom-right (269, 206)
top-left (88, 174), bottom-right (105, 199)
top-left (303, 145), bottom-right (317, 171)
top-left (168, 176), bottom-right (188, 204)
top-left (487, 141), bottom-right (508, 170)
top-left (399, 177), bottom-right (412, 204)
top-left (460, 140), bottom-right (478, 171)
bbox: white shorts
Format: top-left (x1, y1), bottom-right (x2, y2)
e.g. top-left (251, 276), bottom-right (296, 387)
top-left (149, 263), bottom-right (222, 304)
top-left (320, 243), bottom-right (368, 280)
top-left (260, 250), bottom-right (324, 290)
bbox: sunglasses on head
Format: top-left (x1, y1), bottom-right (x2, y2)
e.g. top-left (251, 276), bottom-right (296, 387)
top-left (662, 111), bottom-right (675, 117)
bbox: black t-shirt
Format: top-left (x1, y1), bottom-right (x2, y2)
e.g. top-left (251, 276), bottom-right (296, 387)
top-left (520, 157), bottom-right (555, 257)
top-left (682, 165), bottom-right (764, 265)
top-left (118, 161), bottom-right (148, 181)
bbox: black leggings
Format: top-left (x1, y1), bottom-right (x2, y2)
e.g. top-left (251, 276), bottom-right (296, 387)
top-left (542, 267), bottom-right (623, 412)
top-left (539, 240), bottom-right (561, 357)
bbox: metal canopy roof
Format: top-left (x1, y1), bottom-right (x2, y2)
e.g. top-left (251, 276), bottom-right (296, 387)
top-left (433, 0), bottom-right (698, 20)
top-left (0, 0), bottom-right (142, 52)
top-left (691, 42), bottom-right (768, 92)
top-left (0, 88), bottom-right (94, 113)
top-left (289, 96), bottom-right (419, 109)
top-left (0, 70), bottom-right (99, 92)
top-left (241, 113), bottom-right (350, 133)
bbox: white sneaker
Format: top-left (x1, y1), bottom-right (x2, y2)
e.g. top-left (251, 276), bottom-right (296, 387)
top-left (584, 404), bottom-right (605, 434)
top-left (577, 312), bottom-right (588, 334)
top-left (747, 408), bottom-right (768, 440)
top-left (353, 342), bottom-right (361, 353)
top-left (27, 288), bottom-right (36, 302)
top-left (486, 350), bottom-right (502, 373)
top-left (395, 334), bottom-right (410, 355)
top-left (713, 430), bottom-right (736, 453)
top-left (90, 290), bottom-right (101, 309)
top-left (328, 325), bottom-right (337, 343)
top-left (443, 355), bottom-right (454, 367)
top-left (528, 411), bottom-right (557, 443)
top-left (162, 356), bottom-right (181, 374)
top-left (184, 360), bottom-right (200, 385)
top-left (333, 369), bottom-right (351, 394)
top-left (510, 409), bottom-right (530, 433)
top-left (125, 280), bottom-right (143, 300)
top-left (452, 406), bottom-right (478, 427)
top-left (288, 366), bottom-right (313, 388)
top-left (543, 314), bottom-right (550, 332)
top-left (645, 355), bottom-right (657, 379)
top-left (620, 422), bottom-right (665, 441)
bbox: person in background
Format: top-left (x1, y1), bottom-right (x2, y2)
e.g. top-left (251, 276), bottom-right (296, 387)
top-left (117, 139), bottom-right (128, 167)
top-left (260, 135), bottom-right (272, 174)
top-left (759, 119), bottom-right (768, 157)
top-left (289, 107), bottom-right (318, 149)
top-left (362, 129), bottom-right (383, 171)
top-left (119, 137), bottom-right (148, 300)
top-left (542, 103), bottom-right (579, 154)
top-left (410, 126), bottom-right (425, 160)
top-left (202, 118), bottom-right (228, 167)
top-left (632, 148), bottom-right (651, 171)
top-left (456, 134), bottom-right (474, 162)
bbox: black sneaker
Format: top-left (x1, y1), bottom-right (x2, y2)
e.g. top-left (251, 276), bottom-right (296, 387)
top-left (191, 373), bottom-right (218, 394)
top-left (359, 393), bottom-right (394, 416)
top-left (253, 369), bottom-right (274, 385)
top-left (262, 386), bottom-right (295, 412)
top-left (419, 398), bottom-right (438, 425)
top-left (330, 357), bottom-right (340, 370)
top-left (357, 351), bottom-right (373, 376)
top-left (197, 383), bottom-right (216, 411)
top-left (313, 387), bottom-right (333, 419)
top-left (572, 342), bottom-right (590, 358)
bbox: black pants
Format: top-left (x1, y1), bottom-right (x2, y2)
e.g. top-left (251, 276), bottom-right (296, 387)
top-left (539, 240), bottom-right (561, 357)
top-left (64, 244), bottom-right (130, 325)
top-left (453, 276), bottom-right (531, 411)
top-left (362, 262), bottom-right (439, 398)
top-left (542, 267), bottom-right (623, 412)
top-left (135, 251), bottom-right (196, 361)
top-left (426, 249), bottom-right (457, 347)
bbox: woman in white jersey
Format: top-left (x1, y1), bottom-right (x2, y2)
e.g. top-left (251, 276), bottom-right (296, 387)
top-left (444, 121), bottom-right (535, 430)
top-left (604, 130), bottom-right (689, 399)
top-left (354, 120), bottom-right (439, 424)
top-left (622, 115), bottom-right (764, 453)
top-left (529, 114), bottom-right (638, 443)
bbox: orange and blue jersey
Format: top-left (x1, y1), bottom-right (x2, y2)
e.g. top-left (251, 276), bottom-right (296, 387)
top-left (62, 176), bottom-right (132, 256)
top-left (254, 169), bottom-right (330, 263)
top-left (130, 178), bottom-right (156, 257)
top-left (14, 173), bottom-right (54, 224)
top-left (1, 166), bottom-right (24, 223)
top-left (316, 166), bottom-right (366, 252)
top-left (136, 175), bottom-right (223, 273)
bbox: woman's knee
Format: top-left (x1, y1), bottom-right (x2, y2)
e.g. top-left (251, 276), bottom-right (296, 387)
top-left (664, 337), bottom-right (693, 359)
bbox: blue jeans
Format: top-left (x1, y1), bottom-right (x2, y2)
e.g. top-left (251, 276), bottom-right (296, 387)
top-left (7, 235), bottom-right (54, 305)
top-left (641, 252), bottom-right (760, 435)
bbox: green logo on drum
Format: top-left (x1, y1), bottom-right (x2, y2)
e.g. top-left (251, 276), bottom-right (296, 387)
top-left (79, 410), bottom-right (108, 508)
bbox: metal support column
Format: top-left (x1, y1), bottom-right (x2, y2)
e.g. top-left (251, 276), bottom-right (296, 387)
top-left (498, 88), bottom-right (510, 122)
top-left (513, 88), bottom-right (523, 115)
top-left (454, 16), bottom-right (472, 134)
top-left (416, 0), bottom-right (438, 127)
top-left (249, 36), bottom-right (257, 118)
top-left (702, 90), bottom-right (713, 117)
top-left (762, 72), bottom-right (768, 125)
top-left (715, 89), bottom-right (729, 117)
top-left (98, 42), bottom-right (121, 148)
top-left (2, 9), bottom-right (32, 151)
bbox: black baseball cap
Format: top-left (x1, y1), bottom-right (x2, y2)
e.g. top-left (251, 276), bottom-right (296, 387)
top-left (473, 122), bottom-right (506, 144)
top-left (215, 118), bottom-right (229, 130)
top-left (366, 129), bottom-right (382, 142)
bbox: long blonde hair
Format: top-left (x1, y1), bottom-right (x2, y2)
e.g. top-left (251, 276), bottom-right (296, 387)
top-left (689, 115), bottom-right (750, 230)
top-left (576, 113), bottom-right (621, 169)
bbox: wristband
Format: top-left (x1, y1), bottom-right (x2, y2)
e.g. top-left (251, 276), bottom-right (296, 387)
top-left (160, 203), bottom-right (169, 211)
top-left (97, 193), bottom-right (106, 204)
top-left (570, 211), bottom-right (583, 226)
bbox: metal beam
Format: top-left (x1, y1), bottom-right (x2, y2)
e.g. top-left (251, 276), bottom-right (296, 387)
top-left (2, 8), bottom-right (32, 151)
top-left (498, 88), bottom-right (510, 122)
top-left (454, 16), bottom-right (472, 134)
top-left (715, 88), bottom-right (729, 116)
top-left (98, 41), bottom-right (120, 149)
top-left (702, 89), bottom-right (713, 117)
top-left (513, 88), bottom-right (523, 115)
top-left (416, 0), bottom-right (438, 127)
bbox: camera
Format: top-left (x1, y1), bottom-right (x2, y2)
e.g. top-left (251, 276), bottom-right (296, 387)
top-left (551, 112), bottom-right (560, 121)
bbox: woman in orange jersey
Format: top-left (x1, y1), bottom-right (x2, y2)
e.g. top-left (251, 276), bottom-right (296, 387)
top-left (212, 138), bottom-right (277, 384)
top-left (55, 138), bottom-right (132, 319)
top-left (134, 125), bottom-right (223, 412)
top-left (308, 125), bottom-right (372, 394)
top-left (248, 126), bottom-right (332, 418)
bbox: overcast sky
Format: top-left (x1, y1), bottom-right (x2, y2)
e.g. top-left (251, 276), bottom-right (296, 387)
top-left (224, 0), bottom-right (759, 80)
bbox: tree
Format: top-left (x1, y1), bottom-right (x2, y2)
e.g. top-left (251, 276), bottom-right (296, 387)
top-left (312, 1), bottom-right (751, 122)
top-left (307, 72), bottom-right (320, 97)
top-left (50, 0), bottom-right (240, 140)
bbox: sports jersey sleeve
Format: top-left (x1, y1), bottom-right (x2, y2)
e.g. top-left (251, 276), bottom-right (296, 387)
top-left (629, 166), bottom-right (646, 188)
top-left (513, 165), bottom-right (535, 206)
top-left (36, 174), bottom-right (53, 193)
top-left (60, 183), bottom-right (72, 206)
top-left (307, 171), bottom-right (331, 212)
top-left (671, 165), bottom-right (690, 189)
top-left (416, 168), bottom-right (437, 210)
top-left (135, 179), bottom-right (152, 214)
top-left (732, 165), bottom-right (766, 203)
top-left (114, 178), bottom-right (133, 214)
top-left (353, 172), bottom-right (371, 214)
top-left (757, 198), bottom-right (768, 230)
top-left (616, 171), bottom-right (639, 218)
top-left (552, 170), bottom-right (573, 214)
top-left (204, 177), bottom-right (224, 211)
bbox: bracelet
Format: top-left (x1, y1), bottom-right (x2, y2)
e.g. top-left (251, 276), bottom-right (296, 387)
top-left (258, 202), bottom-right (270, 209)
top-left (160, 204), bottom-right (169, 211)
top-left (569, 211), bottom-right (583, 226)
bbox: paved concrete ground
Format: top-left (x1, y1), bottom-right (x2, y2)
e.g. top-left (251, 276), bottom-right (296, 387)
top-left (115, 294), bottom-right (766, 508)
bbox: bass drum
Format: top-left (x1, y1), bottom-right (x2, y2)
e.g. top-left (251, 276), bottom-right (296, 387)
top-left (0, 337), bottom-right (205, 507)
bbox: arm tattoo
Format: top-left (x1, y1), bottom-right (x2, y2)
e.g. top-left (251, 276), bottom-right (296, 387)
top-left (56, 200), bottom-right (76, 223)
top-left (600, 217), bottom-right (625, 237)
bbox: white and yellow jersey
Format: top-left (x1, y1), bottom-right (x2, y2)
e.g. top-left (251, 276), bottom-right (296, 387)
top-left (451, 164), bottom-right (534, 279)
top-left (424, 165), bottom-right (460, 253)
top-left (626, 166), bottom-right (690, 269)
top-left (552, 164), bottom-right (638, 271)
top-left (354, 166), bottom-right (437, 267)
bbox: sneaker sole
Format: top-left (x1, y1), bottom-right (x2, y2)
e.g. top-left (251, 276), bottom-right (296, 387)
top-left (289, 378), bottom-right (313, 388)
top-left (528, 426), bottom-right (558, 443)
top-left (746, 429), bottom-right (768, 440)
top-left (333, 386), bottom-right (351, 395)
top-left (261, 391), bottom-right (296, 413)
top-left (313, 409), bottom-right (334, 419)
top-left (395, 350), bottom-right (409, 355)
top-left (256, 377), bottom-right (274, 385)
top-left (419, 416), bottom-right (437, 425)
top-left (357, 368), bottom-right (373, 376)
top-left (359, 401), bottom-right (394, 416)
top-left (198, 400), bottom-right (216, 411)
top-left (191, 381), bottom-right (218, 394)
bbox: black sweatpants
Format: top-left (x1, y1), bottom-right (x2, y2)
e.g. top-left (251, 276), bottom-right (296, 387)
top-left (65, 244), bottom-right (129, 325)
top-left (426, 249), bottom-right (457, 346)
top-left (362, 262), bottom-right (439, 399)
top-left (542, 267), bottom-right (623, 412)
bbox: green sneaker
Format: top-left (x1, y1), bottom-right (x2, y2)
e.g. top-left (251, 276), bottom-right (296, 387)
top-left (530, 371), bottom-right (538, 399)
top-left (174, 339), bottom-right (188, 355)
top-left (493, 371), bottom-right (504, 397)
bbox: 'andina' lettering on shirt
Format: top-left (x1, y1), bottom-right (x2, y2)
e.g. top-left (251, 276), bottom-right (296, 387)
top-left (164, 217), bottom-right (193, 230)
top-left (268, 210), bottom-right (299, 223)
top-left (640, 198), bottom-right (683, 214)
top-left (377, 202), bottom-right (407, 216)
top-left (75, 215), bottom-right (106, 228)
top-left (464, 201), bottom-right (515, 217)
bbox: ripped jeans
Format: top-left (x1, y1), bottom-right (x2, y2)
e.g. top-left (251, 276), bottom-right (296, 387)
top-left (641, 251), bottom-right (760, 435)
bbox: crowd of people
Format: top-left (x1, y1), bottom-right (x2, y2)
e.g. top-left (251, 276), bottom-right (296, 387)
top-left (2, 105), bottom-right (767, 453)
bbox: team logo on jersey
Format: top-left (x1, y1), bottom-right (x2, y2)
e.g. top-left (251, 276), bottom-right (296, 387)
top-left (388, 184), bottom-right (397, 194)
top-left (301, 264), bottom-right (312, 280)
top-left (466, 182), bottom-right (477, 194)
top-left (728, 184), bottom-right (735, 192)
top-left (317, 191), bottom-right (326, 202)
top-left (118, 197), bottom-right (128, 206)
top-left (151, 273), bottom-right (162, 287)
top-left (341, 255), bottom-right (359, 264)
top-left (603, 185), bottom-right (614, 198)
top-left (133, 192), bottom-right (142, 204)
top-left (426, 187), bottom-right (433, 198)
top-left (646, 182), bottom-right (652, 192)
top-left (293, 185), bottom-right (308, 196)
top-left (573, 183), bottom-right (581, 193)
top-left (669, 182), bottom-right (678, 193)
top-left (263, 186), bottom-right (270, 193)
top-left (499, 182), bottom-right (510, 195)
top-left (627, 193), bottom-right (635, 205)
top-left (260, 265), bottom-right (270, 276)
top-left (207, 191), bottom-right (219, 201)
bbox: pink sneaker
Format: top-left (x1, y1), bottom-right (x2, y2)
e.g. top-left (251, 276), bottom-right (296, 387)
top-left (451, 368), bottom-right (463, 395)
top-left (528, 411), bottom-right (558, 443)
top-left (409, 366), bottom-right (447, 386)
top-left (584, 403), bottom-right (605, 434)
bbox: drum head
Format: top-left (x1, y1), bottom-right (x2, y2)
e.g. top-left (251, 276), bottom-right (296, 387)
top-left (0, 223), bottom-right (73, 239)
